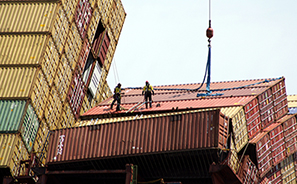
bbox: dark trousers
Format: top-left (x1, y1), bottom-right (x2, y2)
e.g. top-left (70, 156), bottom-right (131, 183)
top-left (144, 92), bottom-right (152, 108)
top-left (111, 95), bottom-right (121, 111)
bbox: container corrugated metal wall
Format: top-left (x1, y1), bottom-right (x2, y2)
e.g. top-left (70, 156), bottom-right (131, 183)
top-left (0, 134), bottom-right (29, 177)
top-left (264, 165), bottom-right (282, 184)
top-left (221, 106), bottom-right (248, 152)
top-left (0, 100), bottom-right (39, 152)
top-left (108, 0), bottom-right (126, 41)
top-left (47, 109), bottom-right (229, 164)
top-left (258, 88), bottom-right (275, 130)
top-left (58, 100), bottom-right (76, 129)
top-left (237, 155), bottom-right (259, 184)
top-left (272, 79), bottom-right (288, 121)
top-left (44, 85), bottom-right (63, 130)
top-left (30, 70), bottom-right (50, 119)
top-left (244, 98), bottom-right (261, 139)
top-left (61, 0), bottom-right (78, 23)
top-left (0, 67), bottom-right (37, 98)
top-left (263, 123), bottom-right (286, 166)
top-left (0, 2), bottom-right (57, 32)
top-left (87, 4), bottom-right (100, 45)
top-left (64, 22), bottom-right (82, 70)
top-left (75, 0), bottom-right (92, 40)
top-left (33, 118), bottom-right (50, 166)
top-left (51, 5), bottom-right (70, 55)
top-left (0, 100), bottom-right (26, 132)
top-left (281, 155), bottom-right (296, 183)
top-left (67, 70), bottom-right (86, 119)
top-left (0, 34), bottom-right (48, 65)
top-left (21, 104), bottom-right (39, 152)
top-left (280, 115), bottom-right (297, 156)
top-left (54, 54), bottom-right (73, 103)
top-left (249, 132), bottom-right (273, 177)
top-left (42, 36), bottom-right (59, 86)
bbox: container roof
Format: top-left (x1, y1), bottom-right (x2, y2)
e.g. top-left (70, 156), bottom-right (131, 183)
top-left (82, 77), bottom-right (284, 118)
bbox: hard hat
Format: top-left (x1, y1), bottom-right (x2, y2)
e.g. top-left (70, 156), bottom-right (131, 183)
top-left (146, 81), bottom-right (148, 83)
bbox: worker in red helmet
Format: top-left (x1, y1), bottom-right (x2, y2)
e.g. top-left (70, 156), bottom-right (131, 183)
top-left (142, 81), bottom-right (154, 108)
top-left (111, 83), bottom-right (122, 111)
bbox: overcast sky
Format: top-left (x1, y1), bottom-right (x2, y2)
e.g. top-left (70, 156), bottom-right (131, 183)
top-left (107, 0), bottom-right (297, 95)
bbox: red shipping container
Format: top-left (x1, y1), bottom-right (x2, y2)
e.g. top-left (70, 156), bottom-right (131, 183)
top-left (75, 0), bottom-right (92, 40)
top-left (263, 123), bottom-right (286, 165)
top-left (77, 39), bottom-right (91, 74)
top-left (249, 132), bottom-right (273, 178)
top-left (264, 164), bottom-right (282, 184)
top-left (47, 110), bottom-right (229, 164)
top-left (98, 31), bottom-right (110, 66)
top-left (67, 70), bottom-right (86, 119)
top-left (244, 98), bottom-right (261, 139)
top-left (272, 79), bottom-right (288, 120)
top-left (237, 155), bottom-right (259, 184)
top-left (279, 115), bottom-right (297, 156)
top-left (258, 89), bottom-right (275, 129)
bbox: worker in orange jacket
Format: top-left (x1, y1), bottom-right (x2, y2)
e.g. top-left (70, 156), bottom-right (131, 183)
top-left (142, 81), bottom-right (154, 108)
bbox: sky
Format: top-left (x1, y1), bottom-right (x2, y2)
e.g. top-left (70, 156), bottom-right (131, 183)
top-left (107, 0), bottom-right (297, 95)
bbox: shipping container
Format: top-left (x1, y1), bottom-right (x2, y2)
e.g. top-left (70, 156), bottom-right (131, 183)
top-left (264, 164), bottom-right (282, 184)
top-left (30, 69), bottom-right (50, 119)
top-left (288, 95), bottom-right (297, 108)
top-left (220, 106), bottom-right (248, 152)
top-left (98, 0), bottom-right (113, 25)
top-left (244, 98), bottom-right (261, 138)
top-left (54, 54), bottom-right (73, 103)
top-left (222, 138), bottom-right (239, 173)
top-left (263, 123), bottom-right (286, 166)
top-left (258, 88), bottom-right (275, 129)
top-left (75, 0), bottom-right (92, 40)
top-left (281, 155), bottom-right (296, 184)
top-left (0, 66), bottom-right (37, 98)
top-left (0, 2), bottom-right (57, 32)
top-left (87, 4), bottom-right (101, 45)
top-left (44, 85), bottom-right (63, 130)
top-left (58, 100), bottom-right (76, 129)
top-left (33, 118), bottom-right (50, 166)
top-left (237, 155), bottom-right (259, 184)
top-left (67, 70), bottom-right (86, 119)
top-left (0, 34), bottom-right (48, 65)
top-left (0, 134), bottom-right (29, 177)
top-left (107, 0), bottom-right (126, 41)
top-left (51, 5), bottom-right (70, 55)
top-left (41, 36), bottom-right (59, 87)
top-left (98, 31), bottom-right (110, 66)
top-left (279, 115), bottom-right (297, 156)
top-left (47, 109), bottom-right (229, 163)
top-left (248, 132), bottom-right (273, 177)
top-left (272, 79), bottom-right (288, 120)
top-left (0, 100), bottom-right (40, 153)
top-left (61, 0), bottom-right (78, 23)
top-left (77, 39), bottom-right (91, 73)
top-left (64, 22), bottom-right (83, 71)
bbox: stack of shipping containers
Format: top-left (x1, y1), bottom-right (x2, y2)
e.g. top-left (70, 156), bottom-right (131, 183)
top-left (44, 77), bottom-right (297, 183)
top-left (0, 0), bottom-right (126, 180)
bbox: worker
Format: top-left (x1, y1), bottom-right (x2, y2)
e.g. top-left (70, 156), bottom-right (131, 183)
top-left (111, 83), bottom-right (122, 111)
top-left (142, 81), bottom-right (154, 108)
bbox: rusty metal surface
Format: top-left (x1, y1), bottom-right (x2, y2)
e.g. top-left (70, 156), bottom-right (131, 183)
top-left (82, 96), bottom-right (257, 117)
top-left (47, 109), bottom-right (228, 164)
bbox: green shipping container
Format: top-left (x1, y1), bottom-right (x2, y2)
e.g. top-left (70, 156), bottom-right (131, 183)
top-left (0, 100), bottom-right (39, 152)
